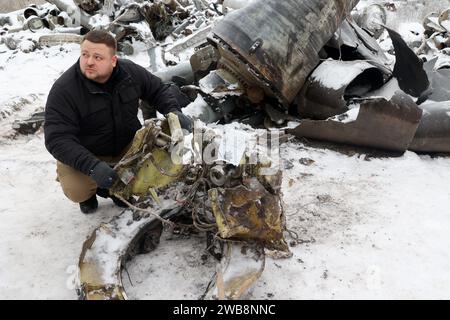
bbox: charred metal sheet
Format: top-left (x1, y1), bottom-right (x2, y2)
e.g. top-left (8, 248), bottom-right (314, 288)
top-left (209, 175), bottom-right (288, 252)
top-left (190, 44), bottom-right (220, 81)
top-left (203, 242), bottom-right (265, 300)
top-left (288, 92), bottom-right (423, 152)
top-left (354, 3), bottom-right (386, 39)
top-left (140, 2), bottom-right (173, 41)
top-left (433, 50), bottom-right (450, 70)
top-left (78, 204), bottom-right (180, 300)
top-left (386, 26), bottom-right (430, 100)
top-left (74, 0), bottom-right (103, 15)
top-left (12, 111), bottom-right (45, 135)
top-left (113, 4), bottom-right (143, 23)
top-left (166, 25), bottom-right (212, 56)
top-left (423, 12), bottom-right (446, 33)
top-left (326, 19), bottom-right (390, 66)
top-left (295, 59), bottom-right (389, 120)
top-left (438, 8), bottom-right (450, 33)
top-left (80, 116), bottom-right (288, 300)
top-left (208, 0), bottom-right (360, 107)
top-left (423, 57), bottom-right (450, 102)
top-left (409, 101), bottom-right (450, 153)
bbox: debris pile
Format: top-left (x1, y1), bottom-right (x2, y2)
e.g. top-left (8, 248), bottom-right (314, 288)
top-left (177, 1), bottom-right (450, 154)
top-left (78, 115), bottom-right (288, 300)
top-left (0, 0), bottom-right (224, 57)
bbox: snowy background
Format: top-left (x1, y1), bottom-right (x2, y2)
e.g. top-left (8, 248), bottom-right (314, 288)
top-left (1, 0), bottom-right (450, 300)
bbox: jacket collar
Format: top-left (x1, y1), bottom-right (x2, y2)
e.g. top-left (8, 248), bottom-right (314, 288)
top-left (76, 58), bottom-right (131, 94)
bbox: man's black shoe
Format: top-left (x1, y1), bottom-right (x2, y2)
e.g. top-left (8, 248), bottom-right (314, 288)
top-left (79, 194), bottom-right (98, 214)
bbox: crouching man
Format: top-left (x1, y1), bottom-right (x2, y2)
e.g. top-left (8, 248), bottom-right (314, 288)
top-left (44, 30), bottom-right (191, 214)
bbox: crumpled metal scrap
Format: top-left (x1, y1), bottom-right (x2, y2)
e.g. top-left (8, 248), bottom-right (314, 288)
top-left (79, 115), bottom-right (289, 300)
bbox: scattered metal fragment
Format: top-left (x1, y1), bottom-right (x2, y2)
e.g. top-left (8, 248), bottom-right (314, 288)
top-left (409, 101), bottom-right (450, 153)
top-left (46, 0), bottom-right (93, 29)
top-left (386, 26), bottom-right (431, 101)
top-left (166, 25), bottom-right (212, 57)
top-left (12, 111), bottom-right (45, 135)
top-left (438, 8), bottom-right (450, 33)
top-left (78, 204), bottom-right (181, 300)
top-left (140, 1), bottom-right (173, 41)
top-left (354, 3), bottom-right (387, 39)
top-left (209, 176), bottom-right (288, 252)
top-left (203, 242), bottom-right (265, 300)
top-left (295, 59), bottom-right (390, 120)
top-left (208, 0), bottom-right (360, 107)
top-left (154, 60), bottom-right (194, 85)
top-left (423, 12), bottom-right (446, 34)
top-left (78, 115), bottom-right (288, 300)
top-left (423, 57), bottom-right (450, 102)
top-left (288, 92), bottom-right (423, 153)
top-left (74, 0), bottom-right (103, 15)
top-left (326, 19), bottom-right (390, 65)
top-left (189, 44), bottom-right (220, 81)
top-left (39, 33), bottom-right (83, 46)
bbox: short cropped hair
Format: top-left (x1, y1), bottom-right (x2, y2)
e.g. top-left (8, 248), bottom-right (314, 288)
top-left (81, 30), bottom-right (117, 53)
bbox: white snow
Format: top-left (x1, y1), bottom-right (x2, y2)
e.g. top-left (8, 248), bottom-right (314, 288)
top-left (328, 105), bottom-right (360, 124)
top-left (397, 22), bottom-right (424, 46)
top-left (311, 60), bottom-right (375, 90)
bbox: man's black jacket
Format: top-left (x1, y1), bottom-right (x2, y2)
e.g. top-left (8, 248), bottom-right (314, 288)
top-left (44, 58), bottom-right (181, 175)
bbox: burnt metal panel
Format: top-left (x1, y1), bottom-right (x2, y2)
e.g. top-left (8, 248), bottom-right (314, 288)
top-left (410, 101), bottom-right (450, 153)
top-left (295, 59), bottom-right (389, 120)
top-left (288, 92), bottom-right (423, 152)
top-left (209, 0), bottom-right (360, 106)
top-left (386, 27), bottom-right (430, 98)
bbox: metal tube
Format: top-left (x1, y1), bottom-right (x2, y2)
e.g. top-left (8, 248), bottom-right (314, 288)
top-left (209, 0), bottom-right (360, 107)
top-left (45, 0), bottom-right (92, 28)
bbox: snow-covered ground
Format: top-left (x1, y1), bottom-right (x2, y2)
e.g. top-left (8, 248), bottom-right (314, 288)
top-left (2, 0), bottom-right (450, 300)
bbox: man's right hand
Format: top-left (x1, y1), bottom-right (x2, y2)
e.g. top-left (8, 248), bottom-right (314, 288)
top-left (89, 161), bottom-right (119, 189)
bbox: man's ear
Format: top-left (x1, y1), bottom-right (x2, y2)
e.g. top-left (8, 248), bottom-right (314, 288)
top-left (112, 55), bottom-right (118, 67)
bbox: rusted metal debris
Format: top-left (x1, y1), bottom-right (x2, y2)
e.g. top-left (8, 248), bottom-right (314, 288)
top-left (295, 59), bottom-right (390, 120)
top-left (324, 18), bottom-right (390, 66)
top-left (208, 0), bottom-right (361, 107)
top-left (78, 116), bottom-right (288, 300)
top-left (410, 101), bottom-right (450, 153)
top-left (288, 92), bottom-right (423, 153)
top-left (423, 57), bottom-right (450, 103)
top-left (12, 110), bottom-right (45, 135)
top-left (353, 3), bottom-right (386, 39)
top-left (1, 0), bottom-right (221, 58)
top-left (386, 26), bottom-right (431, 101)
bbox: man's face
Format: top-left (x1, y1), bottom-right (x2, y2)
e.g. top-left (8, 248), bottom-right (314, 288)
top-left (80, 40), bottom-right (117, 83)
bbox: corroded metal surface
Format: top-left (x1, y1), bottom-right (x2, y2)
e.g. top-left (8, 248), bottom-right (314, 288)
top-left (79, 117), bottom-right (289, 300)
top-left (410, 101), bottom-right (450, 153)
top-left (209, 0), bottom-right (360, 106)
top-left (296, 59), bottom-right (389, 120)
top-left (288, 92), bottom-right (423, 152)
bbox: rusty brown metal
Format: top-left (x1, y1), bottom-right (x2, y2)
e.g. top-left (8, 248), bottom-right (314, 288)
top-left (288, 92), bottom-right (423, 152)
top-left (208, 0), bottom-right (360, 107)
top-left (209, 175), bottom-right (289, 252)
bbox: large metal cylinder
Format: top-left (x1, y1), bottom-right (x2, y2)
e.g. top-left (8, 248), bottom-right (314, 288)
top-left (208, 0), bottom-right (360, 106)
